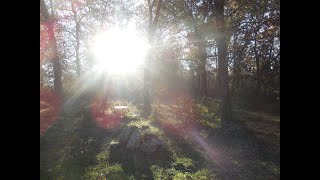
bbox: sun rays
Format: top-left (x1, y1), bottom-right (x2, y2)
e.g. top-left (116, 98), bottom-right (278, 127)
top-left (92, 24), bottom-right (148, 75)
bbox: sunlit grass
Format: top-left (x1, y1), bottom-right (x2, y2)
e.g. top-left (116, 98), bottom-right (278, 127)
top-left (41, 101), bottom-right (279, 179)
top-left (84, 164), bottom-right (129, 180)
top-left (174, 157), bottom-right (194, 169)
top-left (172, 169), bottom-right (217, 180)
top-left (127, 118), bottom-right (166, 140)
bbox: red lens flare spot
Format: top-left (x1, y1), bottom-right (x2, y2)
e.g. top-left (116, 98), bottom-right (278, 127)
top-left (40, 20), bottom-right (61, 63)
top-left (40, 87), bottom-right (61, 135)
top-left (90, 96), bottom-right (122, 129)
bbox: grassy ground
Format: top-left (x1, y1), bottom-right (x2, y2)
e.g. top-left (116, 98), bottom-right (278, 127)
top-left (40, 99), bottom-right (280, 180)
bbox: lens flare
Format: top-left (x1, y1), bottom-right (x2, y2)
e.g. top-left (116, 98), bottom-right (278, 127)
top-left (92, 24), bottom-right (148, 75)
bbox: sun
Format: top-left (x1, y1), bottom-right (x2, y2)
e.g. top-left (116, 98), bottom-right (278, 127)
top-left (92, 24), bottom-right (148, 75)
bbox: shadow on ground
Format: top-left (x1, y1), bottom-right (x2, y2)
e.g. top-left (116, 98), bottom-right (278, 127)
top-left (109, 148), bottom-right (173, 179)
top-left (40, 100), bottom-right (115, 179)
top-left (205, 110), bottom-right (280, 179)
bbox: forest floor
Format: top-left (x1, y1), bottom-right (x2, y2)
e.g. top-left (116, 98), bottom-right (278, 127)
top-left (40, 99), bottom-right (280, 180)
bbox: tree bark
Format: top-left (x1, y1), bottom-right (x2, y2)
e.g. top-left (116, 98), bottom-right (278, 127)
top-left (232, 32), bottom-right (238, 94)
top-left (76, 22), bottom-right (81, 78)
top-left (40, 63), bottom-right (44, 87)
top-left (253, 27), bottom-right (261, 92)
top-left (214, 0), bottom-right (231, 127)
top-left (72, 2), bottom-right (81, 78)
top-left (41, 0), bottom-right (62, 95)
top-left (143, 0), bottom-right (163, 117)
top-left (199, 42), bottom-right (208, 97)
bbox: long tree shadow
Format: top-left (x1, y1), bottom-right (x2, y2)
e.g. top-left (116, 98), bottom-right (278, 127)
top-left (164, 133), bottom-right (208, 169)
top-left (109, 145), bottom-right (174, 180)
top-left (207, 111), bottom-right (280, 179)
top-left (153, 103), bottom-right (229, 177)
top-left (40, 100), bottom-right (116, 179)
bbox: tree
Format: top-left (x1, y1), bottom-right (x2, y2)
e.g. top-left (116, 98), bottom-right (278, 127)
top-left (71, 0), bottom-right (81, 78)
top-left (213, 0), bottom-right (231, 127)
top-left (40, 0), bottom-right (63, 95)
top-left (143, 0), bottom-right (164, 117)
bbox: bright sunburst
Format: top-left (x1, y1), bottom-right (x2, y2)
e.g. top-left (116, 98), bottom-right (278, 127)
top-left (92, 24), bottom-right (148, 75)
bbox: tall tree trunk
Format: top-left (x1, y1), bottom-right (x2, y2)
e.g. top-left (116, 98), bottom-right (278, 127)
top-left (214, 0), bottom-right (231, 127)
top-left (143, 47), bottom-right (152, 117)
top-left (199, 42), bottom-right (208, 97)
top-left (254, 29), bottom-right (261, 92)
top-left (41, 0), bottom-right (62, 95)
top-left (197, 71), bottom-right (201, 96)
top-left (72, 2), bottom-right (81, 78)
top-left (188, 1), bottom-right (208, 99)
top-left (143, 0), bottom-right (154, 117)
top-left (232, 33), bottom-right (238, 94)
top-left (50, 25), bottom-right (63, 95)
top-left (75, 21), bottom-right (81, 78)
top-left (40, 63), bottom-right (44, 87)
top-left (143, 0), bottom-right (163, 117)
top-left (256, 57), bottom-right (261, 91)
